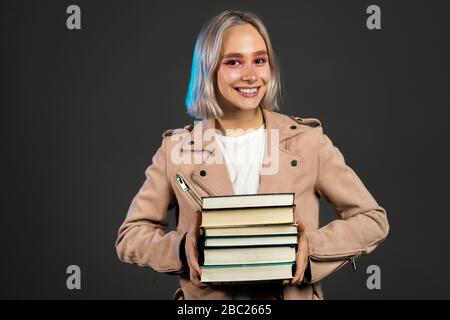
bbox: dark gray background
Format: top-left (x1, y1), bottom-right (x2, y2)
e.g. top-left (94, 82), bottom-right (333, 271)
top-left (1, 0), bottom-right (449, 299)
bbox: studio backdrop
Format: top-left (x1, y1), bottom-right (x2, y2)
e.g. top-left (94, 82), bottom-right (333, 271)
top-left (1, 0), bottom-right (449, 299)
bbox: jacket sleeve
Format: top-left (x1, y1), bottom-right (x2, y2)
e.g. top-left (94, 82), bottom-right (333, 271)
top-left (115, 137), bottom-right (187, 274)
top-left (303, 126), bottom-right (390, 284)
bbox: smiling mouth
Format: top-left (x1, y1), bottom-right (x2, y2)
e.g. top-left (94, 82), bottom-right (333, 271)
top-left (234, 86), bottom-right (261, 97)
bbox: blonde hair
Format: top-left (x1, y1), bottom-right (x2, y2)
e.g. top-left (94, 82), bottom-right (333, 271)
top-left (185, 10), bottom-right (282, 119)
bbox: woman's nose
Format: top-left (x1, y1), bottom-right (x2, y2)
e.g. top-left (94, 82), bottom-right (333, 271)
top-left (241, 66), bottom-right (257, 82)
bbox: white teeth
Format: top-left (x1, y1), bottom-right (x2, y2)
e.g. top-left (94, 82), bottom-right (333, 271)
top-left (238, 87), bottom-right (258, 94)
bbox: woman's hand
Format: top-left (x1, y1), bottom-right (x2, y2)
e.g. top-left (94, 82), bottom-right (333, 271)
top-left (185, 210), bottom-right (207, 288)
top-left (291, 220), bottom-right (309, 286)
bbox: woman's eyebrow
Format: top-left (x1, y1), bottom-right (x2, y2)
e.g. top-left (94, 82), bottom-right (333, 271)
top-left (222, 50), bottom-right (268, 59)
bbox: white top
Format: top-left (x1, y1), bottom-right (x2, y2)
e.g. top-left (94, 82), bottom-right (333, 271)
top-left (214, 124), bottom-right (267, 300)
top-left (215, 124), bottom-right (266, 195)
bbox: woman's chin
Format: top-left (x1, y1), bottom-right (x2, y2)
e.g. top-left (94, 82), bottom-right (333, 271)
top-left (231, 101), bottom-right (261, 112)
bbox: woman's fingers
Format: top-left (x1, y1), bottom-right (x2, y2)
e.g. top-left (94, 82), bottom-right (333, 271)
top-left (291, 253), bottom-right (306, 285)
top-left (296, 220), bottom-right (306, 233)
top-left (281, 279), bottom-right (291, 286)
top-left (291, 248), bottom-right (307, 285)
top-left (189, 255), bottom-right (202, 275)
top-left (291, 220), bottom-right (308, 285)
top-left (186, 237), bottom-right (202, 274)
top-left (187, 210), bottom-right (207, 288)
top-left (291, 269), bottom-right (305, 286)
top-left (188, 255), bottom-right (206, 288)
top-left (186, 231), bottom-right (205, 285)
top-left (190, 268), bottom-right (207, 288)
top-left (188, 249), bottom-right (206, 288)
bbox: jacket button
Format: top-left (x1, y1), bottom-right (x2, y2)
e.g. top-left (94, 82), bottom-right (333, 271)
top-left (200, 170), bottom-right (207, 176)
top-left (290, 125), bottom-right (297, 130)
top-left (291, 160), bottom-right (298, 167)
top-left (189, 140), bottom-right (194, 145)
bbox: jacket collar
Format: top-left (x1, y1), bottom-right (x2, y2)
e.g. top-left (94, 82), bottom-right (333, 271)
top-left (181, 107), bottom-right (305, 153)
top-left (179, 107), bottom-right (304, 197)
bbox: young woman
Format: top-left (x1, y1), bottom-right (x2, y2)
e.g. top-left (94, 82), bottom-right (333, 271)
top-left (115, 10), bottom-right (389, 300)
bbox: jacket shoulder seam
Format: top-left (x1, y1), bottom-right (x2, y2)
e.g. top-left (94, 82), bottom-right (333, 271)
top-left (289, 115), bottom-right (322, 128)
top-left (162, 123), bottom-right (194, 138)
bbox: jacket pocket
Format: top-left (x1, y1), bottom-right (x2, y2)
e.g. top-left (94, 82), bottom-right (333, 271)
top-left (175, 172), bottom-right (203, 208)
top-left (303, 254), bottom-right (361, 284)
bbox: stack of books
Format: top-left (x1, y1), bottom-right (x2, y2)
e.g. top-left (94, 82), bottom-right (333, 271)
top-left (199, 193), bottom-right (298, 284)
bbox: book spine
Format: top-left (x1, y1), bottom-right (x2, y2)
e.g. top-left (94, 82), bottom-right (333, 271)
top-left (201, 261), bottom-right (295, 268)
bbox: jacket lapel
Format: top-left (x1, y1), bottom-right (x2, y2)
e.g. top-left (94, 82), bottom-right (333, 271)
top-left (257, 108), bottom-right (304, 194)
top-left (181, 107), bottom-right (305, 196)
top-left (182, 117), bottom-right (235, 196)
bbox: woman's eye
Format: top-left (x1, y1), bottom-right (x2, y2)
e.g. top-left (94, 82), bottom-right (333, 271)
top-left (224, 58), bottom-right (267, 66)
top-left (225, 60), bottom-right (240, 66)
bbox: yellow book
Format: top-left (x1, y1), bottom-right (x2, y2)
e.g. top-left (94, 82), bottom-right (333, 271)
top-left (201, 206), bottom-right (295, 228)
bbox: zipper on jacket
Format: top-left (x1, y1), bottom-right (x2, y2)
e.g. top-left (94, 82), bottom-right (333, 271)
top-left (349, 256), bottom-right (357, 271)
top-left (176, 173), bottom-right (203, 208)
top-left (304, 257), bottom-right (350, 284)
top-left (309, 234), bottom-right (388, 270)
top-left (191, 173), bottom-right (215, 197)
top-left (310, 253), bottom-right (359, 272)
top-left (310, 252), bottom-right (360, 262)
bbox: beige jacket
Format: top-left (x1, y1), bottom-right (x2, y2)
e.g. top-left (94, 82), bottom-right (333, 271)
top-left (115, 107), bottom-right (389, 300)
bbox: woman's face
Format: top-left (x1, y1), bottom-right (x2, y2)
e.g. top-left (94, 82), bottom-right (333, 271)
top-left (216, 23), bottom-right (271, 113)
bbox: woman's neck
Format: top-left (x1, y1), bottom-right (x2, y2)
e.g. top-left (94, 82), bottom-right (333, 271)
top-left (215, 106), bottom-right (264, 136)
